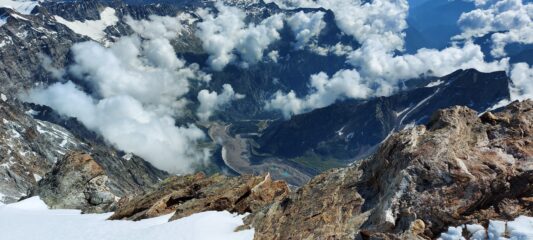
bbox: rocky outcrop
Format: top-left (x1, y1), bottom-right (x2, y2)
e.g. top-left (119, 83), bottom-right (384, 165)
top-left (245, 100), bottom-right (533, 239)
top-left (32, 152), bottom-right (117, 213)
top-left (109, 172), bottom-right (289, 221)
top-left (0, 100), bottom-right (84, 203)
top-left (0, 98), bottom-right (167, 205)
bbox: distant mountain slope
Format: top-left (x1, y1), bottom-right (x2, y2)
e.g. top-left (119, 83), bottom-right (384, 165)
top-left (254, 69), bottom-right (511, 171)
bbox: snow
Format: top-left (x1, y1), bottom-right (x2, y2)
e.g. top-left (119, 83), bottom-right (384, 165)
top-left (33, 173), bottom-right (42, 182)
top-left (425, 79), bottom-right (445, 88)
top-left (0, 0), bottom-right (39, 15)
top-left (1, 93), bottom-right (7, 101)
top-left (488, 220), bottom-right (507, 239)
top-left (507, 216), bottom-right (533, 239)
top-left (0, 16), bottom-right (6, 27)
top-left (122, 152), bottom-right (133, 161)
top-left (54, 7), bottom-right (118, 42)
top-left (399, 88), bottom-right (441, 126)
top-left (0, 192), bottom-right (6, 205)
top-left (59, 139), bottom-right (67, 147)
top-left (6, 196), bottom-right (49, 210)
top-left (0, 196), bottom-right (255, 240)
top-left (438, 226), bottom-right (465, 240)
top-left (439, 216), bottom-right (533, 240)
top-left (466, 224), bottom-right (486, 240)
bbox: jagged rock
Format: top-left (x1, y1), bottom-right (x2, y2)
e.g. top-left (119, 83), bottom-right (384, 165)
top-left (0, 100), bottom-right (83, 203)
top-left (0, 99), bottom-right (167, 204)
top-left (245, 100), bottom-right (533, 240)
top-left (32, 152), bottom-right (118, 213)
top-left (109, 172), bottom-right (289, 221)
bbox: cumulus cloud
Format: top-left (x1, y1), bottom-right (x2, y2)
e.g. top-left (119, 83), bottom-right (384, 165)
top-left (23, 16), bottom-right (214, 174)
top-left (125, 15), bottom-right (181, 39)
top-left (24, 82), bottom-right (209, 173)
top-left (455, 0), bottom-right (533, 57)
top-left (509, 62), bottom-right (533, 101)
top-left (195, 2), bottom-right (284, 70)
top-left (68, 36), bottom-right (209, 116)
top-left (264, 0), bottom-right (511, 117)
top-left (197, 84), bottom-right (245, 121)
top-left (287, 11), bottom-right (326, 49)
top-left (267, 0), bottom-right (409, 52)
top-left (348, 41), bottom-right (509, 94)
top-left (267, 41), bottom-right (509, 117)
top-left (266, 69), bottom-right (372, 118)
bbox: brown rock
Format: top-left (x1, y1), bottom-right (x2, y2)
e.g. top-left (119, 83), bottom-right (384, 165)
top-left (32, 152), bottom-right (118, 213)
top-left (245, 100), bottom-right (533, 239)
top-left (109, 172), bottom-right (289, 221)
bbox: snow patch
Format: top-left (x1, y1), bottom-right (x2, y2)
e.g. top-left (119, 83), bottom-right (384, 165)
top-left (33, 174), bottom-right (42, 182)
top-left (1, 93), bottom-right (7, 102)
top-left (122, 152), bottom-right (133, 161)
top-left (54, 7), bottom-right (118, 43)
top-left (5, 196), bottom-right (48, 210)
top-left (0, 0), bottom-right (39, 15)
top-left (0, 196), bottom-right (254, 240)
top-left (439, 216), bottom-right (533, 240)
top-left (425, 79), bottom-right (444, 88)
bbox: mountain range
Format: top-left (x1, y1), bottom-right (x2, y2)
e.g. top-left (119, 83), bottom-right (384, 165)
top-left (0, 0), bottom-right (532, 239)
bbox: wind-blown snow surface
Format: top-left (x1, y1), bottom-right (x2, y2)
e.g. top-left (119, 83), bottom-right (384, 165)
top-left (0, 197), bottom-right (254, 240)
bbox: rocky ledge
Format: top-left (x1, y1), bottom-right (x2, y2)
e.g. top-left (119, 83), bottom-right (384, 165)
top-left (110, 100), bottom-right (532, 239)
top-left (109, 172), bottom-right (289, 221)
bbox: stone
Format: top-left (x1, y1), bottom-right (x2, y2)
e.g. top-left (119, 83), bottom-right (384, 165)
top-left (31, 152), bottom-right (118, 213)
top-left (109, 172), bottom-right (289, 221)
top-left (245, 100), bottom-right (533, 239)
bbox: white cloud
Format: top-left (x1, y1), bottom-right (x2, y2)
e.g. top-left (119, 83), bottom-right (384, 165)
top-left (509, 62), bottom-right (533, 101)
top-left (287, 11), bottom-right (326, 49)
top-left (266, 69), bottom-right (372, 118)
top-left (455, 0), bottom-right (533, 57)
top-left (23, 15), bottom-right (214, 174)
top-left (267, 41), bottom-right (509, 117)
top-left (268, 50), bottom-right (280, 63)
top-left (348, 41), bottom-right (509, 94)
top-left (264, 0), bottom-right (511, 117)
top-left (491, 28), bottom-right (533, 57)
top-left (23, 82), bottom-right (210, 174)
top-left (267, 0), bottom-right (409, 52)
top-left (125, 13), bottom-right (194, 40)
top-left (68, 37), bottom-right (208, 116)
top-left (197, 84), bottom-right (245, 121)
top-left (195, 2), bottom-right (284, 70)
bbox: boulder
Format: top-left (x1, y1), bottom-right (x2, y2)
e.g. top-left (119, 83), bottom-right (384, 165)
top-left (32, 152), bottom-right (118, 213)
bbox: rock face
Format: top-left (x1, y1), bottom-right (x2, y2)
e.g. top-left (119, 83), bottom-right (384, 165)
top-left (0, 99), bottom-right (167, 205)
top-left (245, 100), bottom-right (533, 239)
top-left (32, 152), bottom-right (117, 213)
top-left (109, 172), bottom-right (289, 221)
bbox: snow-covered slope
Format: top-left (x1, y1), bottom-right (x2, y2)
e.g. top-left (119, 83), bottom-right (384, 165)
top-left (54, 7), bottom-right (118, 43)
top-left (0, 0), bottom-right (39, 14)
top-left (0, 197), bottom-right (254, 240)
